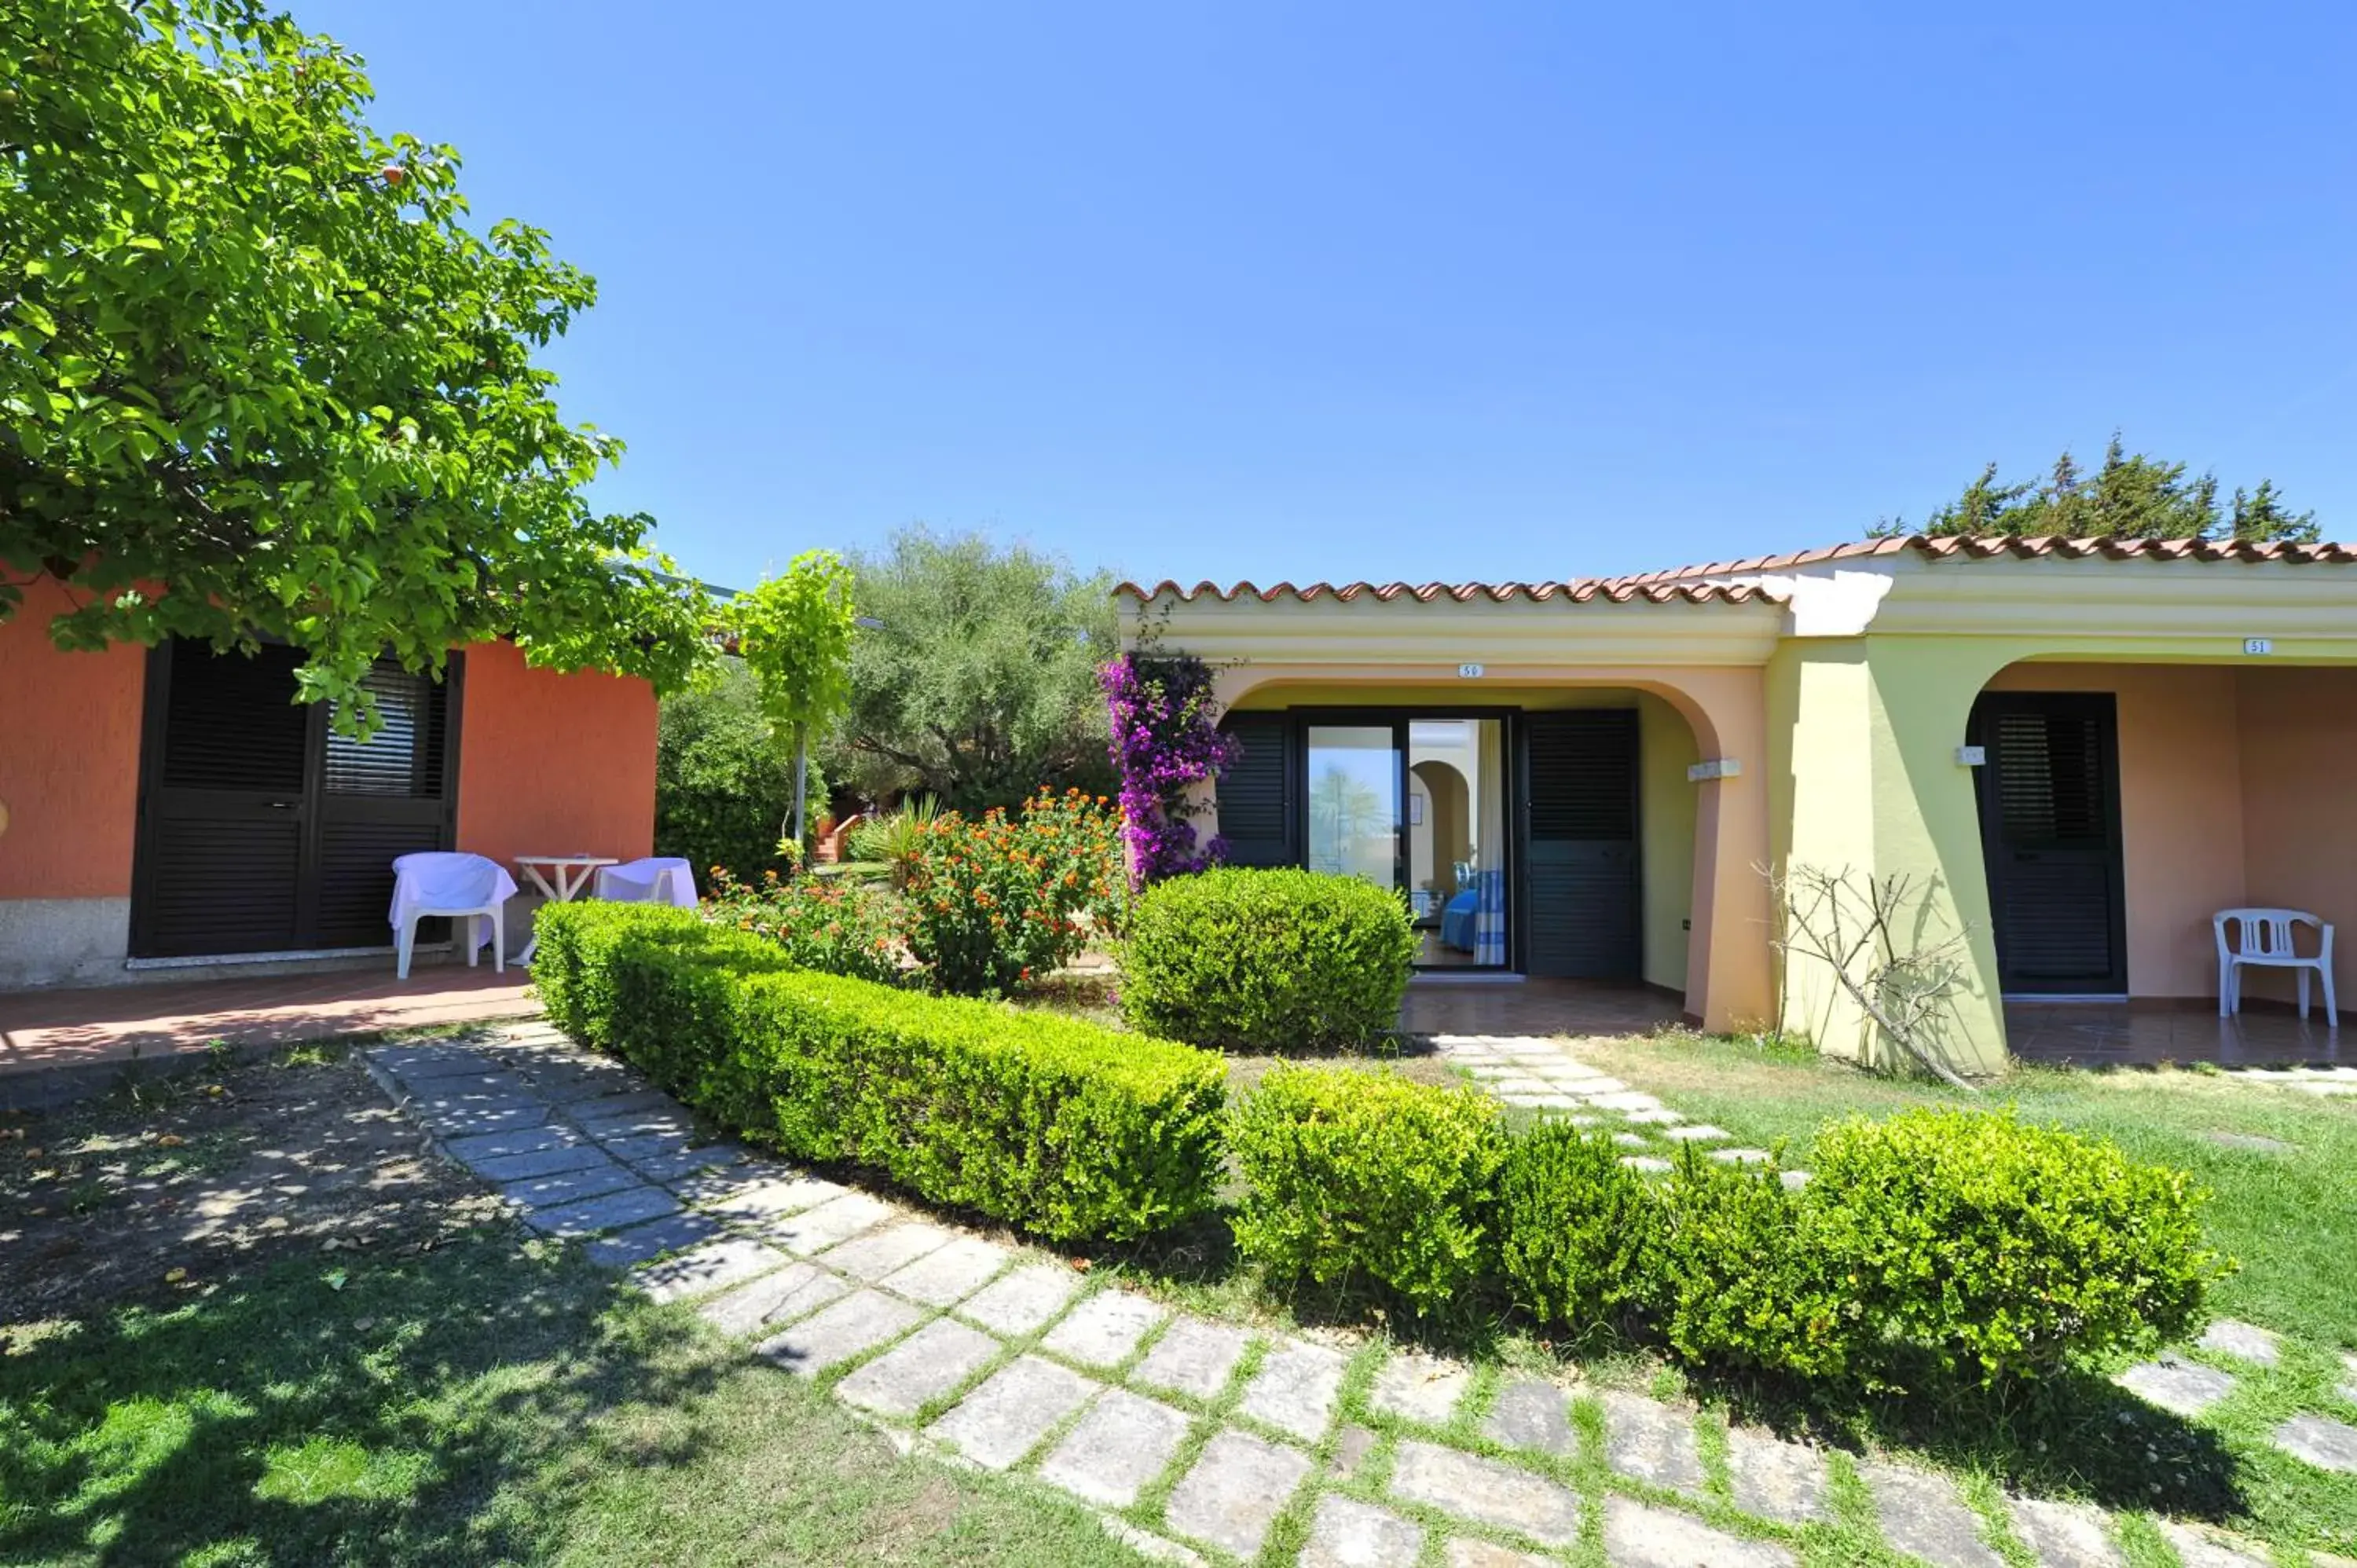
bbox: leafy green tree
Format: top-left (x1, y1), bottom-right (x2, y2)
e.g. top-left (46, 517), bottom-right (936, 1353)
top-left (0, 0), bottom-right (709, 725)
top-left (724, 550), bottom-right (858, 850)
top-left (1880, 434), bottom-right (2319, 544)
top-left (824, 529), bottom-right (1118, 812)
top-left (654, 659), bottom-right (809, 890)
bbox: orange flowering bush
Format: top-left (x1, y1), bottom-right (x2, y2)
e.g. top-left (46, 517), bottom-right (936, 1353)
top-left (901, 788), bottom-right (1126, 995)
top-left (703, 865), bottom-right (906, 987)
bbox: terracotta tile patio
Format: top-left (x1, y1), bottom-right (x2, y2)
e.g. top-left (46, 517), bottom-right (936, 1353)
top-left (0, 965), bottom-right (538, 1082)
top-left (1400, 977), bottom-right (1688, 1039)
top-left (2004, 1001), bottom-right (2351, 1069)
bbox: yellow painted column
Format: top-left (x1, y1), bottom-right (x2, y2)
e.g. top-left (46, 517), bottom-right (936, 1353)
top-left (1768, 638), bottom-right (2012, 1075)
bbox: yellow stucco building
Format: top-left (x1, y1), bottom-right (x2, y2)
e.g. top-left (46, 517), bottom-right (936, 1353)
top-left (1120, 534), bottom-right (2357, 1073)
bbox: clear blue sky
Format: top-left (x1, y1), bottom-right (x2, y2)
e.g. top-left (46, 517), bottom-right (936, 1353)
top-left (305, 1), bottom-right (2355, 590)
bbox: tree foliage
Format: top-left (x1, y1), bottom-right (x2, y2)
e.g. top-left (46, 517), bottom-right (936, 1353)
top-left (0, 0), bottom-right (711, 725)
top-left (654, 658), bottom-right (805, 889)
top-left (824, 528), bottom-right (1118, 811)
top-left (1880, 434), bottom-right (2318, 544)
top-left (722, 549), bottom-right (857, 740)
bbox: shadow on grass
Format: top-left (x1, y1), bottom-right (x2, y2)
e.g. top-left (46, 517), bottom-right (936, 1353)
top-left (0, 1226), bottom-right (726, 1567)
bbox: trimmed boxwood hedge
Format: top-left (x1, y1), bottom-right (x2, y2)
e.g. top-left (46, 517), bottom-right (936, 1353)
top-left (533, 900), bottom-right (1226, 1242)
top-left (1119, 867), bottom-right (1418, 1053)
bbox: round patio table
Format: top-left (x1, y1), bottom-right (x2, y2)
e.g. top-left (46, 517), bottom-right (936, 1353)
top-left (511, 854), bottom-right (618, 963)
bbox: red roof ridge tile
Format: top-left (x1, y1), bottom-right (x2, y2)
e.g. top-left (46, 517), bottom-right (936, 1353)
top-left (1113, 533), bottom-right (2357, 604)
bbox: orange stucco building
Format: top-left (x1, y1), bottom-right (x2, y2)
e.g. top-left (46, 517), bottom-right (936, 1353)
top-left (1, 577), bottom-right (658, 988)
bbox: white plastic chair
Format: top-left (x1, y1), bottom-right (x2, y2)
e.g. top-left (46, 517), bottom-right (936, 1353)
top-left (389, 851), bottom-right (519, 980)
top-left (593, 855), bottom-right (698, 908)
top-left (2214, 907), bottom-right (2337, 1024)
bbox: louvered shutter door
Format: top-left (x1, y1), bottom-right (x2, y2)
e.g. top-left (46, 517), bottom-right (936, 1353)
top-left (313, 662), bottom-right (456, 947)
top-left (1974, 696), bottom-right (2125, 992)
top-left (1523, 710), bottom-right (1640, 979)
top-left (135, 643), bottom-right (310, 956)
top-left (1216, 715), bottom-right (1295, 867)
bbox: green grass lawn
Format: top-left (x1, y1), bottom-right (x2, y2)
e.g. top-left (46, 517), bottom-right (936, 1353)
top-left (0, 1228), bottom-right (1146, 1568)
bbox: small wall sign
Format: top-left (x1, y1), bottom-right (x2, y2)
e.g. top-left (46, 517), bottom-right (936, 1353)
top-left (1686, 758), bottom-right (1741, 782)
top-left (1457, 662), bottom-right (1485, 679)
top-left (2244, 637), bottom-right (2273, 656)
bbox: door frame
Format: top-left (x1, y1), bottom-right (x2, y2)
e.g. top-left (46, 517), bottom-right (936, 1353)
top-left (1967, 690), bottom-right (2129, 995)
top-left (130, 642), bottom-right (467, 958)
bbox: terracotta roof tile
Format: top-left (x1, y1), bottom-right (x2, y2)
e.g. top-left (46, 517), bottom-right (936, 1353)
top-left (1113, 533), bottom-right (2357, 604)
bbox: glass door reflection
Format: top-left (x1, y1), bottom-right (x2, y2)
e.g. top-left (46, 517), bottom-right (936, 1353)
top-left (1304, 725), bottom-right (1400, 891)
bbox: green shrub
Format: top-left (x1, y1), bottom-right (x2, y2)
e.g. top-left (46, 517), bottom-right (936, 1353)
top-left (654, 660), bottom-right (806, 888)
top-left (1228, 1065), bottom-right (1507, 1315)
top-left (530, 900), bottom-right (1223, 1242)
top-left (845, 796), bottom-right (941, 889)
top-left (1654, 1150), bottom-right (1851, 1382)
top-left (901, 788), bottom-right (1126, 995)
top-left (1496, 1123), bottom-right (1659, 1332)
top-left (703, 866), bottom-right (906, 987)
top-left (1805, 1108), bottom-right (2230, 1387)
top-left (1120, 868), bottom-right (1418, 1053)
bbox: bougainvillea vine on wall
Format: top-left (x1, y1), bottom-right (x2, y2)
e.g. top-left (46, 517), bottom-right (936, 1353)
top-left (1100, 650), bottom-right (1239, 886)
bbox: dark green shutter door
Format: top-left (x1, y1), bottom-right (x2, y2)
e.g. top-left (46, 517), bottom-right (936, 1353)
top-left (313, 664), bottom-right (458, 947)
top-left (1971, 694), bottom-right (2126, 993)
top-left (1521, 710), bottom-right (1640, 979)
top-left (1216, 714), bottom-right (1296, 866)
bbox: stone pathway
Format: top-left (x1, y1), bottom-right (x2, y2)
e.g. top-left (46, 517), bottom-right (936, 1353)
top-left (1427, 1034), bottom-right (1806, 1186)
top-left (369, 1022), bottom-right (2330, 1568)
top-left (2113, 1321), bottom-right (2357, 1478)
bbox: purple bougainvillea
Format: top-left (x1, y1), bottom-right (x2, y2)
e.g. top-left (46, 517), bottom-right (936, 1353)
top-left (1100, 650), bottom-right (1240, 887)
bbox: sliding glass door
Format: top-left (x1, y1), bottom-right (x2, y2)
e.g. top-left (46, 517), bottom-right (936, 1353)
top-left (1293, 714), bottom-right (1508, 970)
top-left (1304, 725), bottom-right (1401, 889)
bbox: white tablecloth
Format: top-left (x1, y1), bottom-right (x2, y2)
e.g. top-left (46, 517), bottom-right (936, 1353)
top-left (595, 855), bottom-right (699, 907)
top-left (390, 852), bottom-right (519, 953)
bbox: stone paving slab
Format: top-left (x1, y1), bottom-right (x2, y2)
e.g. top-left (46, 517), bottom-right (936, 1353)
top-left (1659, 1123), bottom-right (1728, 1142)
top-left (1620, 1155), bottom-right (1672, 1174)
top-left (1164, 1429), bottom-right (1314, 1560)
top-left (1601, 1496), bottom-right (1795, 1568)
top-left (588, 1210), bottom-right (722, 1268)
top-left (1038, 1388), bottom-right (1192, 1507)
top-left (2274, 1413), bottom-right (2357, 1472)
top-left (700, 1260), bottom-right (854, 1336)
top-left (1862, 1463), bottom-right (2001, 1568)
top-left (1043, 1291), bottom-right (1168, 1368)
top-left (926, 1354), bottom-right (1102, 1470)
top-left (371, 1043), bottom-right (497, 1079)
top-left (1439, 1541), bottom-right (1552, 1568)
top-left (632, 1235), bottom-right (788, 1304)
top-left (630, 1143), bottom-right (748, 1184)
top-left (577, 1112), bottom-right (701, 1144)
top-left (756, 1288), bottom-right (924, 1378)
top-left (823, 1221), bottom-right (959, 1281)
top-left (765, 1192), bottom-right (899, 1255)
top-left (1390, 1439), bottom-right (1580, 1547)
top-left (1369, 1351), bottom-right (1472, 1427)
top-left (553, 1086), bottom-right (676, 1116)
top-left (527, 1182), bottom-right (680, 1237)
top-left (2116, 1354), bottom-right (2238, 1417)
top-left (1135, 1317), bottom-right (1250, 1401)
top-left (470, 1141), bottom-right (613, 1182)
top-left (2198, 1319), bottom-right (2282, 1366)
top-left (1483, 1380), bottom-right (1574, 1455)
top-left (878, 1235), bottom-right (1010, 1306)
top-left (1600, 1390), bottom-right (1703, 1493)
top-left (599, 1130), bottom-right (696, 1167)
top-left (1709, 1147), bottom-right (1772, 1165)
top-left (412, 1095), bottom-right (552, 1138)
top-left (1329, 1424), bottom-right (1376, 1479)
top-left (704, 1173), bottom-right (853, 1222)
top-left (959, 1262), bottom-right (1085, 1336)
top-left (439, 1122), bottom-right (587, 1163)
top-left (1722, 1427), bottom-right (1828, 1525)
top-left (2157, 1521), bottom-right (2273, 1568)
top-left (500, 1160), bottom-right (643, 1211)
top-left (2010, 1497), bottom-right (2124, 1568)
top-left (835, 1317), bottom-right (1000, 1418)
top-left (1239, 1340), bottom-right (1347, 1442)
top-left (1299, 1493), bottom-right (1423, 1568)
